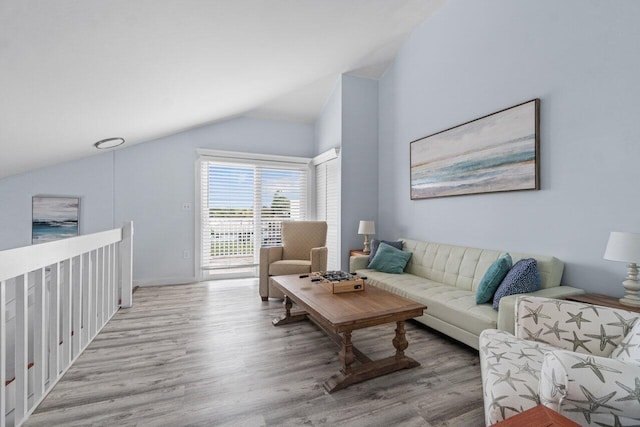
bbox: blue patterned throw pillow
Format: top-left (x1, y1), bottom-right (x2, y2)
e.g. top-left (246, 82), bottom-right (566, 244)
top-left (368, 242), bottom-right (412, 274)
top-left (475, 253), bottom-right (512, 304)
top-left (492, 258), bottom-right (541, 310)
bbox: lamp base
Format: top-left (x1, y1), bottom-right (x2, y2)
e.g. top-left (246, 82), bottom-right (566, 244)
top-left (363, 234), bottom-right (371, 253)
top-left (619, 296), bottom-right (640, 307)
top-left (619, 263), bottom-right (640, 307)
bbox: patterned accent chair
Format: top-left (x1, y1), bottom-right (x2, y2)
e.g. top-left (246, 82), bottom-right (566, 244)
top-left (480, 296), bottom-right (640, 426)
top-left (259, 221), bottom-right (327, 300)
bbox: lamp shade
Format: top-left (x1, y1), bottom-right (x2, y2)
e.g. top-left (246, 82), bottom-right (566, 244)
top-left (604, 231), bottom-right (640, 262)
top-left (358, 220), bottom-right (375, 235)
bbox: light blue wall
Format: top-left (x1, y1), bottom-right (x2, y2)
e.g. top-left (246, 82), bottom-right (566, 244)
top-left (0, 117), bottom-right (314, 284)
top-left (314, 77), bottom-right (342, 154)
top-left (378, 0), bottom-right (640, 295)
top-left (0, 153), bottom-right (115, 250)
top-left (314, 75), bottom-right (378, 269)
top-left (340, 75), bottom-right (379, 269)
top-left (115, 117), bottom-right (314, 283)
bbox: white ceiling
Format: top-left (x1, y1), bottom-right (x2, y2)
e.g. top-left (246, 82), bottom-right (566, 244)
top-left (0, 0), bottom-right (445, 179)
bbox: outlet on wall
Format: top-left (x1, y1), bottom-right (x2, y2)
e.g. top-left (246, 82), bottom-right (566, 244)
top-left (182, 202), bottom-right (192, 211)
top-left (183, 250), bottom-right (190, 259)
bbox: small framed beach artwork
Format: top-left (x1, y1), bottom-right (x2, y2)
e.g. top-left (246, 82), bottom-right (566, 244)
top-left (410, 99), bottom-right (540, 199)
top-left (32, 196), bottom-right (80, 244)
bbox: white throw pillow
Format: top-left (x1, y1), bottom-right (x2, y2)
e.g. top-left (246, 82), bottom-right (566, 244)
top-left (611, 319), bottom-right (640, 364)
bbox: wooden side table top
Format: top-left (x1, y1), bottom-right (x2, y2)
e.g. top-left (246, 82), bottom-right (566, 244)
top-left (565, 293), bottom-right (640, 314)
top-left (493, 405), bottom-right (579, 426)
top-left (350, 249), bottom-right (369, 256)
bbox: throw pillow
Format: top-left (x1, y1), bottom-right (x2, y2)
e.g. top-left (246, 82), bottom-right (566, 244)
top-left (492, 258), bottom-right (541, 311)
top-left (368, 242), bottom-right (412, 274)
top-left (475, 253), bottom-right (513, 304)
top-left (611, 319), bottom-right (640, 364)
top-left (368, 239), bottom-right (404, 264)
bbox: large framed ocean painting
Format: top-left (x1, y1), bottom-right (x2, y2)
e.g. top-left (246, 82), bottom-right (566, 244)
top-left (410, 99), bottom-right (540, 199)
top-left (32, 196), bottom-right (80, 244)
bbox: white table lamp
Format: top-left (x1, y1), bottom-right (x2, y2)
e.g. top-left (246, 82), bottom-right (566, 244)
top-left (604, 231), bottom-right (640, 307)
top-left (358, 220), bottom-right (376, 253)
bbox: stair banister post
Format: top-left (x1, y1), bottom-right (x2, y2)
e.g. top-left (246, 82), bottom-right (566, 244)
top-left (120, 221), bottom-right (134, 308)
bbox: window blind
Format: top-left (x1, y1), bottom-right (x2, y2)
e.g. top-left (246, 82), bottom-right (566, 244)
top-left (315, 157), bottom-right (339, 270)
top-left (200, 158), bottom-right (308, 276)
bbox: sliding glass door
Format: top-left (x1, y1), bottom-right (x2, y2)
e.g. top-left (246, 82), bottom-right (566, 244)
top-left (199, 156), bottom-right (309, 279)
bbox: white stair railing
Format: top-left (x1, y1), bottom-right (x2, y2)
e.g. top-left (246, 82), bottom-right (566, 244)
top-left (0, 221), bottom-right (133, 427)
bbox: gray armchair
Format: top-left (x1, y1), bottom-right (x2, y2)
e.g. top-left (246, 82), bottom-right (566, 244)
top-left (259, 221), bottom-right (327, 300)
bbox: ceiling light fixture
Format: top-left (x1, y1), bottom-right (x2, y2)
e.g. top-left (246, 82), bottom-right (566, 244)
top-left (94, 137), bottom-right (125, 149)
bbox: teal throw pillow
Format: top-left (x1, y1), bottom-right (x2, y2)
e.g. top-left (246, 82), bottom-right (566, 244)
top-left (368, 242), bottom-right (412, 274)
top-left (475, 253), bottom-right (513, 304)
top-left (368, 239), bottom-right (403, 264)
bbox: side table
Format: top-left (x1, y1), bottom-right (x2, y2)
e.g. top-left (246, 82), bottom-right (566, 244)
top-left (493, 405), bottom-right (579, 426)
top-left (349, 249), bottom-right (369, 257)
top-left (565, 293), bottom-right (640, 314)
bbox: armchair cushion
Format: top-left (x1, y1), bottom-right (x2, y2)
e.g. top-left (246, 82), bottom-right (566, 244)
top-left (515, 296), bottom-right (631, 357)
top-left (540, 349), bottom-right (640, 425)
top-left (611, 319), bottom-right (640, 364)
top-left (269, 260), bottom-right (312, 276)
top-left (281, 221), bottom-right (327, 260)
top-left (479, 328), bottom-right (557, 425)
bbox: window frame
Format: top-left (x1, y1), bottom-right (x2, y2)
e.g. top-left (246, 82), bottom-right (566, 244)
top-left (195, 149), bottom-right (312, 281)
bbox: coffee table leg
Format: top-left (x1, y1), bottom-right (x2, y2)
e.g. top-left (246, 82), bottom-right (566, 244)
top-left (272, 295), bottom-right (307, 326)
top-left (324, 323), bottom-right (420, 393)
top-left (393, 321), bottom-right (408, 359)
top-left (338, 331), bottom-right (355, 374)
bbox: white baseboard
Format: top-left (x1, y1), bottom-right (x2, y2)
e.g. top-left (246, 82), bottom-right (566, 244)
top-left (133, 276), bottom-right (198, 287)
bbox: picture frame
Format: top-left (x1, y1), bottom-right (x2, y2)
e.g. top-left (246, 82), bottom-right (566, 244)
top-left (410, 99), bottom-right (540, 200)
top-left (32, 195), bottom-right (80, 244)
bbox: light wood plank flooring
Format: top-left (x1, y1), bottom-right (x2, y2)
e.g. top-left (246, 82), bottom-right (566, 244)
top-left (27, 279), bottom-right (485, 426)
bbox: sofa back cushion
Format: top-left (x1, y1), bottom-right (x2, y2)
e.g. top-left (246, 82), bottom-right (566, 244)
top-left (400, 238), bottom-right (564, 291)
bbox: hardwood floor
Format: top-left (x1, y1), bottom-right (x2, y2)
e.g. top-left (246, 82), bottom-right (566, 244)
top-left (26, 279), bottom-right (485, 427)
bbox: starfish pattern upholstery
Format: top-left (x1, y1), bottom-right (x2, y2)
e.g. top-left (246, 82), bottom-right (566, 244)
top-left (480, 296), bottom-right (640, 425)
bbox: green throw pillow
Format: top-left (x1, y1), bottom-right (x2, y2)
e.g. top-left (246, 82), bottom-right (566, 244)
top-left (368, 242), bottom-right (412, 274)
top-left (475, 253), bottom-right (512, 304)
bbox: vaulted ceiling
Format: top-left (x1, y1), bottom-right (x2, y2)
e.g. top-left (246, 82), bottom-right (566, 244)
top-left (0, 0), bottom-right (444, 178)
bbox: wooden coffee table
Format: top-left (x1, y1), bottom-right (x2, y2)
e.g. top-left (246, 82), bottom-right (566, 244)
top-left (270, 274), bottom-right (426, 393)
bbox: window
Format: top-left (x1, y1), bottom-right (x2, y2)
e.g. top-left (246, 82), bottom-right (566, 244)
top-left (197, 150), bottom-right (310, 279)
top-left (314, 149), bottom-right (340, 270)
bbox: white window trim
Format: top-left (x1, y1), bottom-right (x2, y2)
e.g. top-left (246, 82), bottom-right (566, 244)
top-left (313, 148), bottom-right (341, 270)
top-left (312, 147), bottom-right (340, 165)
top-left (197, 148), bottom-right (311, 166)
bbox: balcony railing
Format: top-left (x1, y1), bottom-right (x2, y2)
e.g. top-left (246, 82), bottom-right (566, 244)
top-left (203, 218), bottom-right (285, 274)
top-left (0, 222), bottom-right (133, 427)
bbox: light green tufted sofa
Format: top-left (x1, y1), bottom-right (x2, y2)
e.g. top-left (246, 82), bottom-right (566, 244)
top-left (349, 238), bottom-right (584, 350)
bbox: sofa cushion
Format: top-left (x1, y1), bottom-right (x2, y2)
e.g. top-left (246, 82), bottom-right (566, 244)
top-left (269, 260), bottom-right (311, 276)
top-left (611, 319), bottom-right (640, 364)
top-left (400, 238), bottom-right (564, 290)
top-left (492, 259), bottom-right (541, 310)
top-left (476, 253), bottom-right (512, 304)
top-left (368, 239), bottom-right (403, 264)
top-left (361, 269), bottom-right (498, 336)
top-left (368, 243), bottom-right (412, 274)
